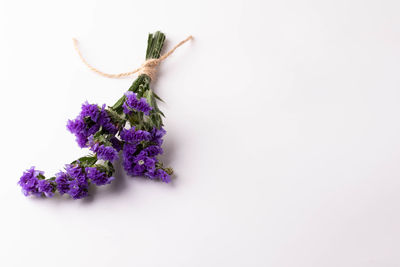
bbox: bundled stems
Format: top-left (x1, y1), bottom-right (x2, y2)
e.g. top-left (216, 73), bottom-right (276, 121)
top-left (18, 31), bottom-right (173, 199)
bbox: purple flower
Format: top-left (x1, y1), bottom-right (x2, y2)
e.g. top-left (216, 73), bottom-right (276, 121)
top-left (76, 133), bottom-right (89, 148)
top-left (150, 127), bottom-right (166, 146)
top-left (18, 167), bottom-right (42, 196)
top-left (146, 168), bottom-right (171, 183)
top-left (86, 167), bottom-right (114, 186)
top-left (81, 102), bottom-right (100, 121)
top-left (122, 145), bottom-right (157, 176)
top-left (37, 180), bottom-right (55, 197)
top-left (91, 143), bottom-right (119, 162)
top-left (142, 145), bottom-right (163, 157)
top-left (54, 165), bottom-right (92, 199)
top-left (122, 102), bottom-right (132, 115)
top-left (122, 143), bottom-right (138, 175)
top-left (136, 98), bottom-right (152, 115)
top-left (133, 154), bottom-right (156, 176)
top-left (124, 91), bottom-right (152, 115)
top-left (64, 164), bottom-right (89, 199)
top-left (121, 128), bottom-right (170, 182)
top-left (155, 169), bottom-right (170, 183)
top-left (66, 164), bottom-right (85, 181)
top-left (55, 171), bottom-right (70, 195)
top-left (67, 118), bottom-right (85, 135)
top-left (120, 127), bottom-right (151, 144)
top-left (98, 105), bottom-right (118, 135)
top-left (18, 167), bottom-right (58, 197)
top-left (110, 137), bottom-right (123, 152)
top-left (68, 178), bottom-right (88, 199)
top-left (67, 102), bottom-right (117, 148)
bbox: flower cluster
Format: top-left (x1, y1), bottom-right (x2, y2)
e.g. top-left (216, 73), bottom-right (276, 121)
top-left (90, 143), bottom-right (119, 162)
top-left (18, 31), bottom-right (174, 200)
top-left (67, 102), bottom-right (117, 148)
top-left (19, 92), bottom-right (172, 199)
top-left (56, 164), bottom-right (89, 199)
top-left (121, 127), bottom-right (170, 182)
top-left (18, 167), bottom-right (55, 197)
top-left (86, 167), bottom-right (115, 186)
top-left (54, 163), bottom-right (114, 199)
top-left (123, 91), bottom-right (152, 115)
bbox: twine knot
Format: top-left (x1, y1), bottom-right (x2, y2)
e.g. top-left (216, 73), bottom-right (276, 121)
top-left (73, 35), bottom-right (193, 79)
top-left (137, 58), bottom-right (160, 80)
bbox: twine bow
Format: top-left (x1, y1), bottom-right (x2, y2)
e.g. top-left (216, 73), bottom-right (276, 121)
top-left (73, 35), bottom-right (193, 80)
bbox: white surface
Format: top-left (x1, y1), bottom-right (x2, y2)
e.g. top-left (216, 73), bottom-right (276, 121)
top-left (0, 0), bottom-right (399, 266)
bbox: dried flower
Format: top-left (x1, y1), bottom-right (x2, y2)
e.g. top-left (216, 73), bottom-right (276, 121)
top-left (19, 31), bottom-right (175, 199)
top-left (123, 91), bottom-right (152, 115)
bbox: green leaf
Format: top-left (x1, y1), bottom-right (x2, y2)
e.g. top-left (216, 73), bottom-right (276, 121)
top-left (111, 95), bottom-right (126, 111)
top-left (158, 110), bottom-right (165, 117)
top-left (93, 127), bottom-right (103, 138)
top-left (106, 108), bottom-right (126, 124)
top-left (94, 161), bottom-right (115, 176)
top-left (77, 155), bottom-right (98, 167)
top-left (153, 92), bottom-right (165, 103)
top-left (164, 167), bottom-right (174, 175)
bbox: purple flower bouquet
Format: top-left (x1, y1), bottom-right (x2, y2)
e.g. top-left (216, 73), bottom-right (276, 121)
top-left (18, 31), bottom-right (179, 199)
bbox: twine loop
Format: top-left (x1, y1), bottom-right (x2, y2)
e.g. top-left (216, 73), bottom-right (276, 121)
top-left (73, 35), bottom-right (193, 79)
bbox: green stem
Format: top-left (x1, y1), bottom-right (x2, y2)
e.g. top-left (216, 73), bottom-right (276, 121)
top-left (111, 31), bottom-right (166, 113)
top-left (146, 31), bottom-right (166, 60)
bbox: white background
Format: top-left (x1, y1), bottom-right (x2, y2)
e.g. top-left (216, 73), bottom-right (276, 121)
top-left (0, 0), bottom-right (399, 266)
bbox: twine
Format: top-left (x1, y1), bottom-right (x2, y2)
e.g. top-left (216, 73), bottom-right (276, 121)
top-left (73, 35), bottom-right (193, 80)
